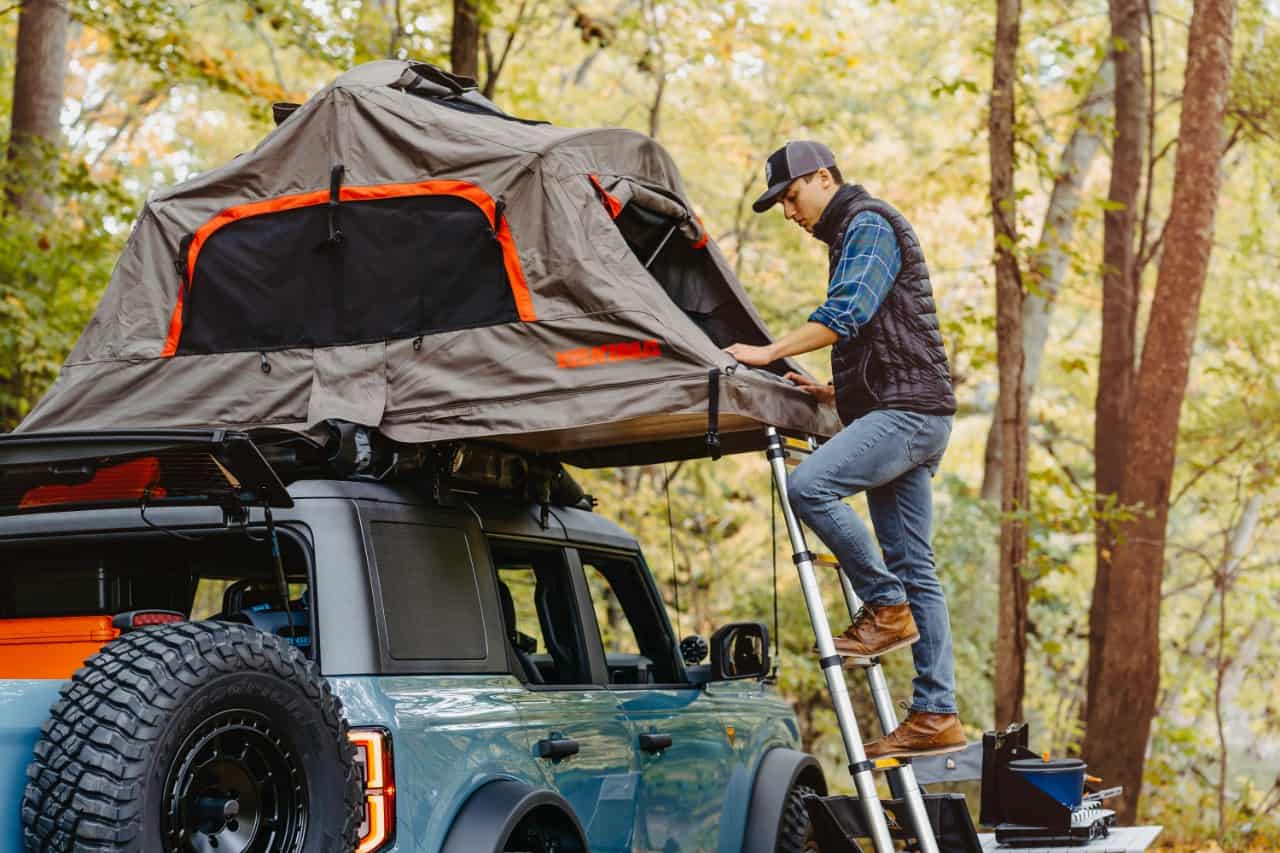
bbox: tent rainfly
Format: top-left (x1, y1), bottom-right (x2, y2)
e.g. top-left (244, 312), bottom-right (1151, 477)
top-left (18, 61), bottom-right (841, 466)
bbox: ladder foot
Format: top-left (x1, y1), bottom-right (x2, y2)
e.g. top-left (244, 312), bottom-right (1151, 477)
top-left (806, 793), bottom-right (982, 853)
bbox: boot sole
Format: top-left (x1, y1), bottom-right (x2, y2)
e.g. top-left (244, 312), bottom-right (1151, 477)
top-left (864, 740), bottom-right (968, 761)
top-left (828, 634), bottom-right (920, 664)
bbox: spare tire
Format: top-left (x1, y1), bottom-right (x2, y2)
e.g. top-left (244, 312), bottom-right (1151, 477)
top-left (21, 621), bottom-right (363, 852)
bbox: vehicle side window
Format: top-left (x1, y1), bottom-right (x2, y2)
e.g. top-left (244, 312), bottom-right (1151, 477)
top-left (579, 551), bottom-right (680, 686)
top-left (0, 534), bottom-right (317, 660)
top-left (489, 540), bottom-right (592, 686)
top-left (191, 579), bottom-right (307, 622)
top-left (368, 522), bottom-right (486, 661)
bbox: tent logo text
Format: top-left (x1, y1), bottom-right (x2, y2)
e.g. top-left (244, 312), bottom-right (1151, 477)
top-left (557, 339), bottom-right (662, 369)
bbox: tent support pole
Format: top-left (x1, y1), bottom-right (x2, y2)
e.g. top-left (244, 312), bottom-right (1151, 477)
top-left (643, 224), bottom-right (678, 268)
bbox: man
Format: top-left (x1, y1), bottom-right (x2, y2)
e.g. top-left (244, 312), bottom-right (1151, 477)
top-left (725, 141), bottom-right (963, 759)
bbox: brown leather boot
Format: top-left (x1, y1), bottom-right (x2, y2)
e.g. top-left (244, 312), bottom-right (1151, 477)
top-left (830, 603), bottom-right (919, 661)
top-left (864, 711), bottom-right (966, 760)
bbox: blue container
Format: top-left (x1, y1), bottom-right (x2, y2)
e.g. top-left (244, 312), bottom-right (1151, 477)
top-left (1009, 758), bottom-right (1087, 808)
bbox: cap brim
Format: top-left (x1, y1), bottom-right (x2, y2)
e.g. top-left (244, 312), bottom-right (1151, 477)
top-left (752, 181), bottom-right (789, 213)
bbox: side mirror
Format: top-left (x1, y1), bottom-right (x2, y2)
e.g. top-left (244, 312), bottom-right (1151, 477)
top-left (709, 622), bottom-right (771, 681)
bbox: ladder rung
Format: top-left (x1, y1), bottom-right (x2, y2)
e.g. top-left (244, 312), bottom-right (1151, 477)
top-left (852, 757), bottom-right (907, 775)
top-left (780, 436), bottom-right (817, 466)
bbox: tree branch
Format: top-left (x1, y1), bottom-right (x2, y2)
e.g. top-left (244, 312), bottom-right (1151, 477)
top-left (255, 17), bottom-right (288, 92)
top-left (483, 0), bottom-right (532, 99)
top-left (1169, 435), bottom-right (1248, 508)
top-left (1036, 432), bottom-right (1086, 493)
top-left (1135, 0), bottom-right (1158, 281)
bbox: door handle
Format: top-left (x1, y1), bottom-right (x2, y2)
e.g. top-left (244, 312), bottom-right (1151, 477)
top-left (639, 733), bottom-right (673, 754)
top-left (535, 736), bottom-right (580, 761)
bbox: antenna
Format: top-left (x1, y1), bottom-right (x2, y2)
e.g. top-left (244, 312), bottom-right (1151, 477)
top-left (663, 463), bottom-right (683, 639)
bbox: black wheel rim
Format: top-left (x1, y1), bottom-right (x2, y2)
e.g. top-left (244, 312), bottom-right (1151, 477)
top-left (163, 709), bottom-right (308, 853)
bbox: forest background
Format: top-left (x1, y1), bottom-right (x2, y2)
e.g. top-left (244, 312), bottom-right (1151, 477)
top-left (2, 0), bottom-right (1279, 847)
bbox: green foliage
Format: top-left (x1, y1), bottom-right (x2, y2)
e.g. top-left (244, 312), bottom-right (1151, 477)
top-left (0, 155), bottom-right (131, 429)
top-left (3, 0), bottom-right (1280, 842)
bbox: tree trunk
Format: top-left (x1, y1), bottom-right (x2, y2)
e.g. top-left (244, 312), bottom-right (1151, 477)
top-left (989, 0), bottom-right (1028, 728)
top-left (1087, 0), bottom-right (1147, 713)
top-left (451, 0), bottom-right (482, 81)
top-left (980, 58), bottom-right (1114, 502)
top-left (1083, 0), bottom-right (1236, 820)
top-left (6, 0), bottom-right (70, 214)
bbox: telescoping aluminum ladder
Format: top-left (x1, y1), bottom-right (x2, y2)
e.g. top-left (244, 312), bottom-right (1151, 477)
top-left (765, 427), bottom-right (941, 853)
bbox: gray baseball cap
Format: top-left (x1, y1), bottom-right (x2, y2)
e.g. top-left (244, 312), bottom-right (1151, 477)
top-left (752, 140), bottom-right (838, 213)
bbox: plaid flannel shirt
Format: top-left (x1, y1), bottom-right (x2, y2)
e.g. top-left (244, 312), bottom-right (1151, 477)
top-left (808, 210), bottom-right (901, 340)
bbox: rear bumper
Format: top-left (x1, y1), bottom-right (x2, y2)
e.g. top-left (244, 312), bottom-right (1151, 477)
top-left (0, 680), bottom-right (64, 851)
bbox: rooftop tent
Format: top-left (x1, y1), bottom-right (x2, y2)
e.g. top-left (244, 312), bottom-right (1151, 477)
top-left (17, 60), bottom-right (841, 466)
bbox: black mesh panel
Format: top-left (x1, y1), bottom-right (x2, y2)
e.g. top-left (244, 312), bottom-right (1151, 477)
top-left (177, 195), bottom-right (518, 354)
top-left (369, 522), bottom-right (486, 661)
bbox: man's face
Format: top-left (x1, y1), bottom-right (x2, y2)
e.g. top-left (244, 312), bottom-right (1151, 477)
top-left (780, 169), bottom-right (838, 233)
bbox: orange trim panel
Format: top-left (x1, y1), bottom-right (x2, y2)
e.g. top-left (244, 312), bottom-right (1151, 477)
top-left (161, 180), bottom-right (536, 356)
top-left (691, 214), bottom-right (709, 250)
top-left (0, 616), bottom-right (119, 679)
top-left (588, 175), bottom-right (624, 219)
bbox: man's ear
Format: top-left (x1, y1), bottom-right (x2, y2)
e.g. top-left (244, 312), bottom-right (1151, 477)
top-left (815, 167), bottom-right (835, 189)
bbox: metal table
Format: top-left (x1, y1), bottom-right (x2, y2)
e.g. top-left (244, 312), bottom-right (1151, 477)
top-left (979, 826), bottom-right (1163, 852)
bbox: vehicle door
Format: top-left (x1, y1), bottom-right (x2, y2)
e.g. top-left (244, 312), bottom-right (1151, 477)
top-left (573, 547), bottom-right (736, 853)
top-left (489, 537), bottom-right (640, 853)
top-left (346, 502), bottom-right (540, 849)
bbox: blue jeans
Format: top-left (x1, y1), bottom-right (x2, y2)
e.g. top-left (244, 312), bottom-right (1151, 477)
top-left (788, 409), bottom-right (957, 715)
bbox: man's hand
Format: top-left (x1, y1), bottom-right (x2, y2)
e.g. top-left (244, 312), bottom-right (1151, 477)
top-left (784, 371), bottom-right (836, 404)
top-left (725, 342), bottom-right (777, 366)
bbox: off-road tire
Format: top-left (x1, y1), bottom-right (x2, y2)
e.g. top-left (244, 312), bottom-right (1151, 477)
top-left (776, 783), bottom-right (819, 853)
top-left (21, 621), bottom-right (363, 852)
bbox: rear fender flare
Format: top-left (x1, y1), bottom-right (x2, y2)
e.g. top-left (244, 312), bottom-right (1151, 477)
top-left (440, 779), bottom-right (587, 853)
top-left (742, 747), bottom-right (828, 853)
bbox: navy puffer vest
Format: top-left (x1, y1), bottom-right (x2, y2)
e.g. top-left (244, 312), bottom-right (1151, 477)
top-left (812, 184), bottom-right (957, 424)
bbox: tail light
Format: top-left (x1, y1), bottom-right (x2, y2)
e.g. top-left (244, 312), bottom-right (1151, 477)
top-left (111, 610), bottom-right (185, 632)
top-left (349, 727), bottom-right (395, 852)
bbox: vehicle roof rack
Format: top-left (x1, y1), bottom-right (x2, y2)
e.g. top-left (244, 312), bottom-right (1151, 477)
top-left (250, 422), bottom-right (595, 511)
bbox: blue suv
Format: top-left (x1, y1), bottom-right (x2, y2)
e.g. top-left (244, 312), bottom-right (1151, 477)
top-left (0, 430), bottom-right (825, 852)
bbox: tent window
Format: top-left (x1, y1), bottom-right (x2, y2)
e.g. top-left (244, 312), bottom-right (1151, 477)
top-left (596, 182), bottom-right (742, 349)
top-left (169, 187), bottom-right (531, 356)
top-left (617, 203), bottom-right (680, 267)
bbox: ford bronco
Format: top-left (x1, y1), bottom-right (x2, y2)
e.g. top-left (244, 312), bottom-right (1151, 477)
top-left (0, 428), bottom-right (825, 852)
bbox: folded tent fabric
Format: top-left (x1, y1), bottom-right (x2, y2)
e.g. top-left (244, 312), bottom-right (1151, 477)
top-left (17, 60), bottom-right (841, 465)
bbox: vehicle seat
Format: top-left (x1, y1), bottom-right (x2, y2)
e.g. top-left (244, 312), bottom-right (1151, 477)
top-left (498, 580), bottom-right (543, 684)
top-left (216, 579), bottom-right (310, 650)
top-left (221, 579), bottom-right (277, 614)
top-left (535, 577), bottom-right (583, 683)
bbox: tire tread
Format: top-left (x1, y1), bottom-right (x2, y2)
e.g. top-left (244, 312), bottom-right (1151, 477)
top-left (776, 783), bottom-right (817, 853)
